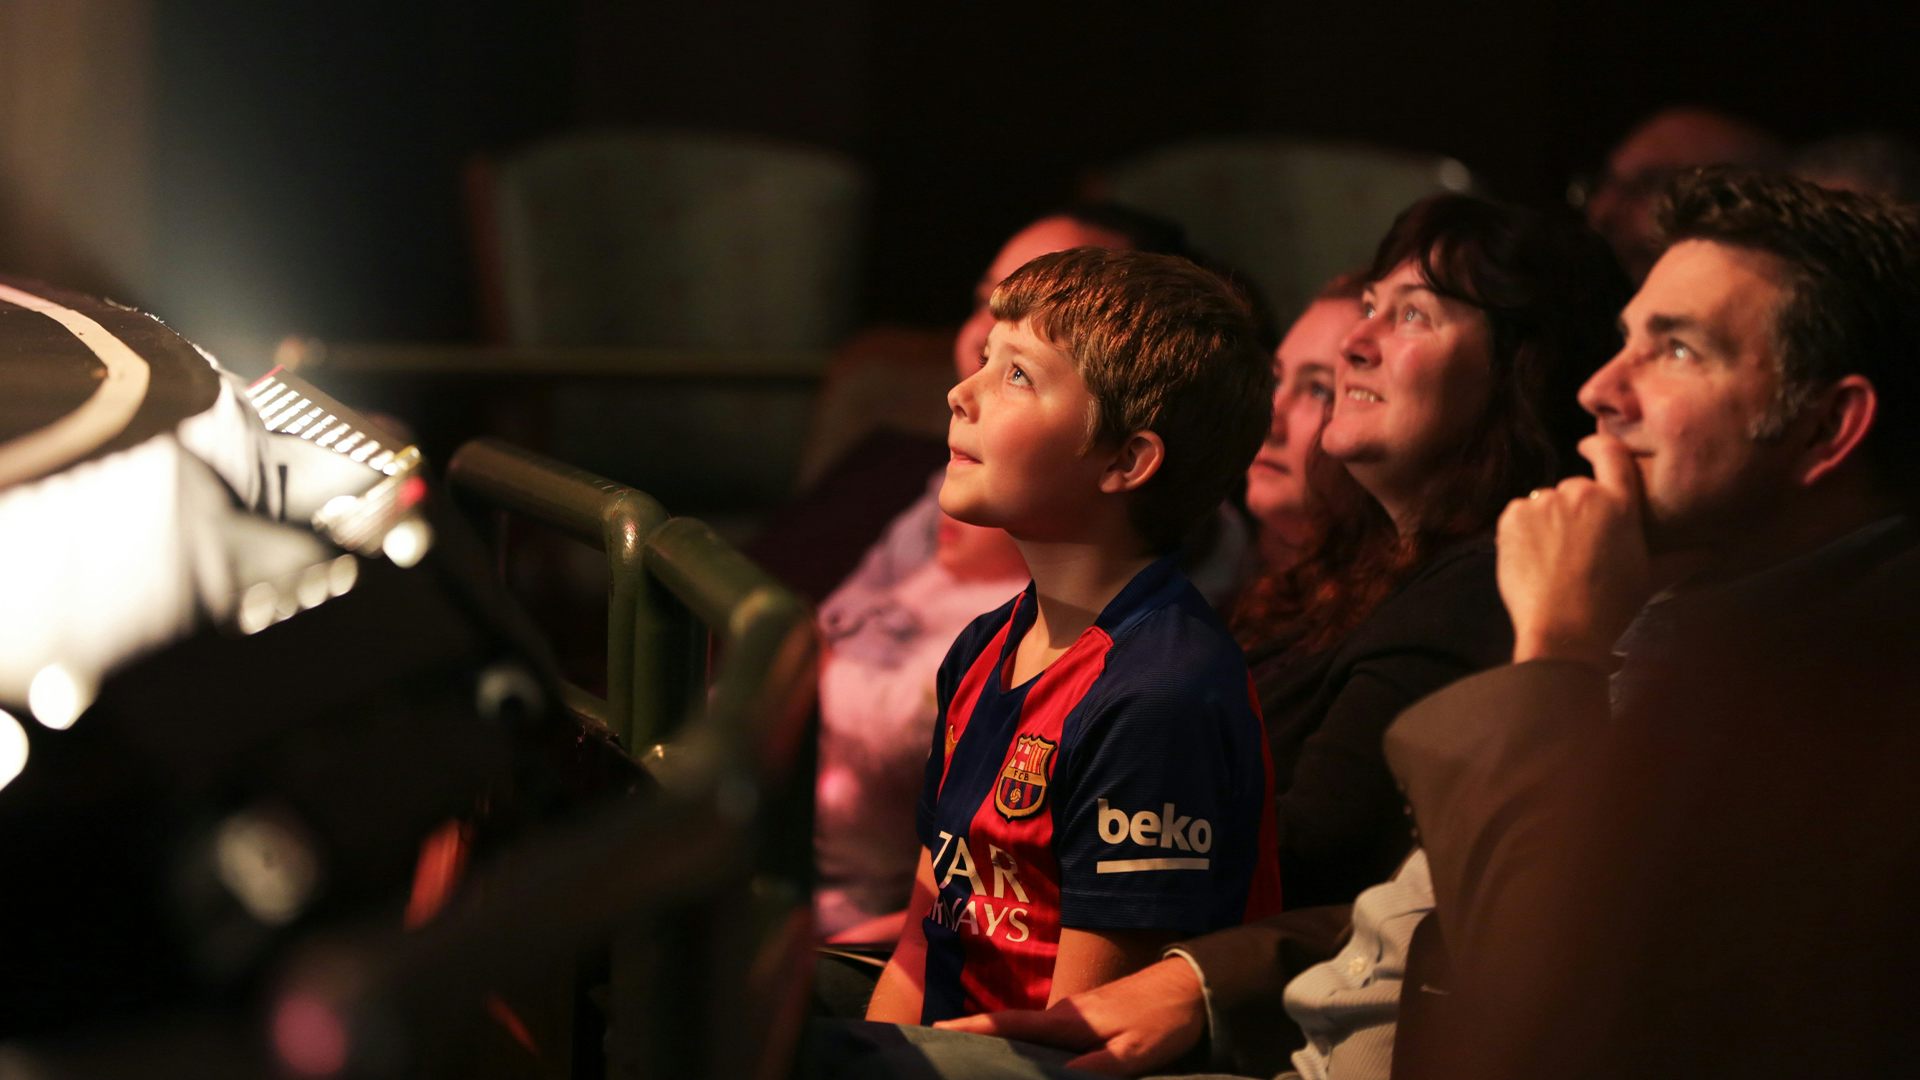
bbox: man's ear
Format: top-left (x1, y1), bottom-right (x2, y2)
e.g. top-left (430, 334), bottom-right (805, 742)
top-left (1099, 431), bottom-right (1165, 494)
top-left (1800, 374), bottom-right (1877, 487)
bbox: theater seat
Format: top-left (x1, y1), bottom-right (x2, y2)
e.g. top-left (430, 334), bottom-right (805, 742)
top-left (1096, 137), bottom-right (1475, 317)
top-left (466, 127), bottom-right (870, 518)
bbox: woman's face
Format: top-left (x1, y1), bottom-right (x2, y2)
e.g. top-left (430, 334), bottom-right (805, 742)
top-left (1244, 297), bottom-right (1358, 540)
top-left (1320, 259), bottom-right (1494, 522)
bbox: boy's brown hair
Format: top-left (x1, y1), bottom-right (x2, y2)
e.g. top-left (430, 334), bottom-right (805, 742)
top-left (990, 247), bottom-right (1273, 552)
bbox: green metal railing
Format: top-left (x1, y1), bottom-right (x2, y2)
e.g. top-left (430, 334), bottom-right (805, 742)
top-left (446, 438), bottom-right (818, 766)
top-left (439, 437), bottom-right (820, 1077)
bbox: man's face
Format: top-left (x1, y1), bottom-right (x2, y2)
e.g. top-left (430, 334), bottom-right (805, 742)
top-left (1578, 239), bottom-right (1805, 553)
top-left (952, 217), bottom-right (1131, 380)
top-left (941, 318), bottom-right (1107, 541)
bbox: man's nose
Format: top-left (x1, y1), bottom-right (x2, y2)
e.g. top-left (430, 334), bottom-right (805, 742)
top-left (1578, 349), bottom-right (1638, 424)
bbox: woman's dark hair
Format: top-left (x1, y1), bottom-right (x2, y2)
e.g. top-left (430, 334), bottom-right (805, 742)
top-left (1235, 194), bottom-right (1632, 651)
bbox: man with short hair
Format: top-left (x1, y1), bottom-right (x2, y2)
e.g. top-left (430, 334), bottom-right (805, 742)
top-left (1388, 167), bottom-right (1920, 1078)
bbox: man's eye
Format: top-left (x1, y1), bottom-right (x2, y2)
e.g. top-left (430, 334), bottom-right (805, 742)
top-left (1668, 340), bottom-right (1694, 361)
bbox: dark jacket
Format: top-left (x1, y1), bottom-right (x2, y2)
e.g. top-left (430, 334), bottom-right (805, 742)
top-left (1253, 536), bottom-right (1513, 911)
top-left (1386, 517), bottom-right (1920, 1080)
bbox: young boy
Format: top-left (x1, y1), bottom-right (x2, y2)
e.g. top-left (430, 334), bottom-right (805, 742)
top-left (865, 247), bottom-right (1283, 1024)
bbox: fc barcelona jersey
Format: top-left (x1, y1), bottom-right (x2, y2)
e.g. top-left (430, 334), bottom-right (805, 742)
top-left (914, 556), bottom-right (1282, 1022)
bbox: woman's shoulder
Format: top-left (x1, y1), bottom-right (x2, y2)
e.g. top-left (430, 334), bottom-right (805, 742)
top-left (1344, 534), bottom-right (1509, 659)
top-left (1398, 534), bottom-right (1498, 596)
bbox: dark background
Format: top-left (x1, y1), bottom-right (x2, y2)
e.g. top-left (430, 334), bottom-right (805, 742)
top-left (138, 0), bottom-right (1918, 345)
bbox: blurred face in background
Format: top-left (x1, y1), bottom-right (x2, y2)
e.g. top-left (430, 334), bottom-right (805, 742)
top-left (935, 512), bottom-right (1028, 582)
top-left (1583, 108), bottom-right (1781, 282)
top-left (1245, 296), bottom-right (1359, 549)
top-left (952, 216), bottom-right (1132, 380)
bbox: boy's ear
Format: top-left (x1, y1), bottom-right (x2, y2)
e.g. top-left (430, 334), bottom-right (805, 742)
top-left (1099, 431), bottom-right (1165, 494)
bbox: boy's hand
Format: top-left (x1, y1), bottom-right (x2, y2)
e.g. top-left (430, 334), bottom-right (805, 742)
top-left (932, 957), bottom-right (1206, 1076)
top-left (1496, 434), bottom-right (1653, 670)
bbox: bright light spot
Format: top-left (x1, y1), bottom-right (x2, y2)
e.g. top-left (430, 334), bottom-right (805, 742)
top-left (216, 811), bottom-right (320, 925)
top-left (318, 495), bottom-right (358, 523)
top-left (27, 665), bottom-right (89, 730)
top-left (273, 993), bottom-right (350, 1077)
top-left (283, 408), bottom-right (321, 436)
top-left (1438, 158), bottom-right (1473, 192)
top-left (296, 564), bottom-right (331, 610)
top-left (399, 475), bottom-right (427, 508)
top-left (328, 555), bottom-right (358, 597)
top-left (0, 709), bottom-right (28, 792)
top-left (817, 764), bottom-right (855, 813)
top-left (349, 441), bottom-right (378, 463)
top-left (381, 518), bottom-right (432, 569)
top-left (239, 582), bottom-right (279, 635)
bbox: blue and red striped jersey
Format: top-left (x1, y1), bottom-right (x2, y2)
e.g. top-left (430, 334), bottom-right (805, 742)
top-left (913, 556), bottom-right (1282, 1021)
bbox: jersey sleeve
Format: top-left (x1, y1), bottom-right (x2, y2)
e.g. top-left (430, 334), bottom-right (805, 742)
top-left (1053, 668), bottom-right (1264, 933)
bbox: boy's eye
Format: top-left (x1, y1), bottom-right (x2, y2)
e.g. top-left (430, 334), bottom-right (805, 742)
top-left (978, 349), bottom-right (989, 368)
top-left (1008, 364), bottom-right (1030, 386)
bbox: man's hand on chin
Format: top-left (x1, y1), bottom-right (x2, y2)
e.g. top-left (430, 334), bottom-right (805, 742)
top-left (932, 957), bottom-right (1207, 1077)
top-left (1496, 433), bottom-right (1655, 670)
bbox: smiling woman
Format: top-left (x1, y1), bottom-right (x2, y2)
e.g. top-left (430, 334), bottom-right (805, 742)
top-left (1230, 196), bottom-right (1632, 910)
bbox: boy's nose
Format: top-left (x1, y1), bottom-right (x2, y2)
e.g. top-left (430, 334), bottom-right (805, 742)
top-left (947, 371), bottom-right (977, 418)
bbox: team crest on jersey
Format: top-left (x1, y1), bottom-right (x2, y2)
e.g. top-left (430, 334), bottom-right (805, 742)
top-left (993, 734), bottom-right (1057, 820)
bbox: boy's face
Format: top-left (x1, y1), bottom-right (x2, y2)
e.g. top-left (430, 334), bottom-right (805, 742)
top-left (941, 318), bottom-right (1109, 540)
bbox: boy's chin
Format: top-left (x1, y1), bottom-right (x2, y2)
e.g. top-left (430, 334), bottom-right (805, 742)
top-left (938, 503), bottom-right (996, 530)
top-left (936, 486), bottom-right (983, 525)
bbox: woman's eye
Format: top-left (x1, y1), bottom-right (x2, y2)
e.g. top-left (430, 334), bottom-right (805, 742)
top-left (1401, 306), bottom-right (1425, 324)
top-left (1361, 301), bottom-right (1377, 319)
top-left (1305, 381), bottom-right (1335, 403)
